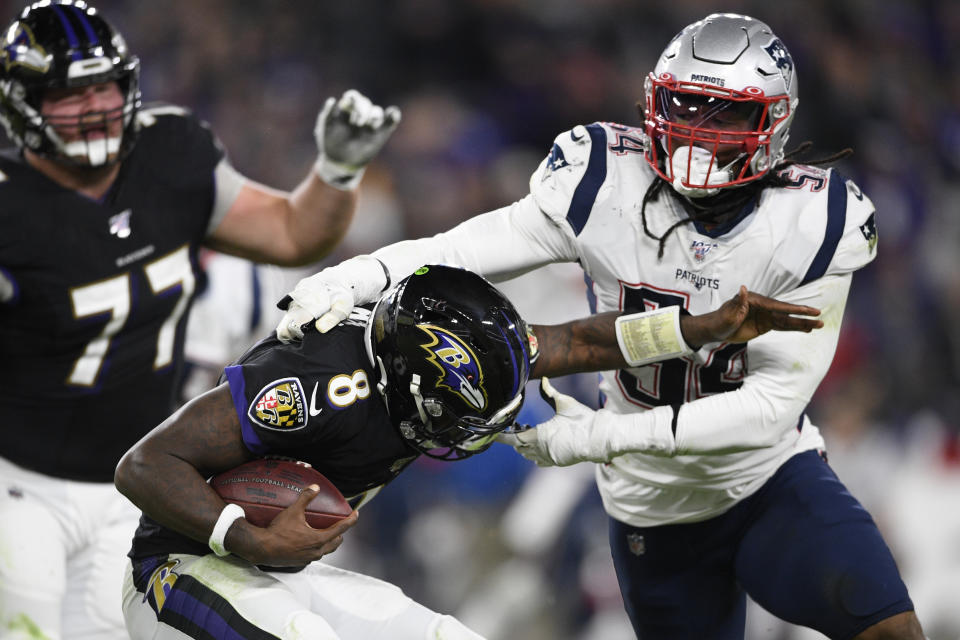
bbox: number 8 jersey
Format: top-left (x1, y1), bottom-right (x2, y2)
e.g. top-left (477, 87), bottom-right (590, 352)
top-left (0, 105), bottom-right (242, 482)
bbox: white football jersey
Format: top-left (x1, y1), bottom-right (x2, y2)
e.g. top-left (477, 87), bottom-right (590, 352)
top-left (373, 122), bottom-right (878, 526)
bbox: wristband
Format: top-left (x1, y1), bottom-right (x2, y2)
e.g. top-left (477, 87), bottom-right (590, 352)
top-left (615, 306), bottom-right (693, 367)
top-left (208, 503), bottom-right (246, 557)
top-left (314, 155), bottom-right (365, 191)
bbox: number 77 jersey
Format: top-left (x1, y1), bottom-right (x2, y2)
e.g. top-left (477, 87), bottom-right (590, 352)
top-left (528, 122), bottom-right (878, 526)
top-left (0, 106), bottom-right (228, 482)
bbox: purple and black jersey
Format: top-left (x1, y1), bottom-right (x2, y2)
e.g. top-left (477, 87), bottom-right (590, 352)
top-left (0, 105), bottom-right (224, 482)
top-left (129, 318), bottom-right (419, 561)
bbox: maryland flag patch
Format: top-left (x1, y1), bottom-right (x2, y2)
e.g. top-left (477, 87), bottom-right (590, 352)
top-left (248, 377), bottom-right (308, 431)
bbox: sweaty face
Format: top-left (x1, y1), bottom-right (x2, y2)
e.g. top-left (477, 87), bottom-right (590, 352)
top-left (40, 81), bottom-right (125, 166)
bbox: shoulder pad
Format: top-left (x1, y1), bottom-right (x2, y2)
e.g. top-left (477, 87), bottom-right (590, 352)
top-left (793, 168), bottom-right (877, 285)
top-left (529, 123), bottom-right (610, 235)
top-left (136, 102), bottom-right (192, 127)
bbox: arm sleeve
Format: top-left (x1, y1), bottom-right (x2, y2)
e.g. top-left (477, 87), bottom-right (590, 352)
top-left (371, 194), bottom-right (581, 283)
top-left (206, 159), bottom-right (249, 236)
top-left (672, 273), bottom-right (852, 454)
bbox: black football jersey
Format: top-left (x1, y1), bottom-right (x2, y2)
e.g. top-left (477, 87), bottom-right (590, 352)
top-left (128, 312), bottom-right (419, 560)
top-left (0, 104), bottom-right (225, 481)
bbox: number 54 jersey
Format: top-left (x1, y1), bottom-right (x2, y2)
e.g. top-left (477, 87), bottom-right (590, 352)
top-left (527, 123), bottom-right (878, 526)
top-left (0, 105), bottom-right (237, 482)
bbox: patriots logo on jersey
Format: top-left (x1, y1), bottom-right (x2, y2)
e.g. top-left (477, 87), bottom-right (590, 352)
top-left (1, 24), bottom-right (50, 73)
top-left (248, 377), bottom-right (308, 431)
top-left (859, 212), bottom-right (878, 254)
top-left (545, 143), bottom-right (570, 174)
top-left (417, 324), bottom-right (487, 411)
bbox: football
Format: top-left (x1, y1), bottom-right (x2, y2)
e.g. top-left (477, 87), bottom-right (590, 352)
top-left (211, 458), bottom-right (352, 529)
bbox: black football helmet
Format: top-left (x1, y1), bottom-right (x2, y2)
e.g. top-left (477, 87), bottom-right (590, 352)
top-left (367, 265), bottom-right (533, 460)
top-left (0, 1), bottom-right (141, 166)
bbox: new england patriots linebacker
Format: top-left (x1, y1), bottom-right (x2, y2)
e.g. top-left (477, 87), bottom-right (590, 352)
top-left (275, 13), bottom-right (923, 640)
top-left (0, 2), bottom-right (399, 639)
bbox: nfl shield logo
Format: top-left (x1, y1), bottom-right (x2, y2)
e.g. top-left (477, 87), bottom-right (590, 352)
top-left (691, 240), bottom-right (717, 262)
top-left (627, 532), bottom-right (645, 556)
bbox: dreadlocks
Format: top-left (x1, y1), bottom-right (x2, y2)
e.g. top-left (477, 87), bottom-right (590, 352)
top-left (640, 143), bottom-right (854, 259)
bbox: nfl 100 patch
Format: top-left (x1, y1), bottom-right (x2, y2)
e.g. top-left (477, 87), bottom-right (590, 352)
top-left (248, 377), bottom-right (308, 431)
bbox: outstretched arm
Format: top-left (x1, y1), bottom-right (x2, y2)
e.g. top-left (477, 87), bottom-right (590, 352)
top-left (530, 286), bottom-right (823, 378)
top-left (115, 384), bottom-right (357, 566)
top-left (205, 90), bottom-right (400, 266)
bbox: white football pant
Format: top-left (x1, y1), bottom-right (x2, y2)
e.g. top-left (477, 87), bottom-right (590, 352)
top-left (0, 455), bottom-right (137, 640)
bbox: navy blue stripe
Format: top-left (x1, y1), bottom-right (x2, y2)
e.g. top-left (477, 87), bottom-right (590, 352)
top-left (565, 123), bottom-right (608, 236)
top-left (67, 5), bottom-right (99, 45)
top-left (801, 170), bottom-right (847, 285)
top-left (51, 6), bottom-right (81, 60)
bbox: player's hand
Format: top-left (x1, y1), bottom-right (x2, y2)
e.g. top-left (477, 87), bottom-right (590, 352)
top-left (314, 89), bottom-right (401, 190)
top-left (249, 485), bottom-right (359, 567)
top-left (275, 255), bottom-right (389, 342)
top-left (497, 378), bottom-right (602, 467)
top-left (682, 285), bottom-right (823, 348)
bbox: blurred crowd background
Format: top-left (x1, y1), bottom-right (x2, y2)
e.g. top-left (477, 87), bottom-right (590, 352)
top-left (3, 0), bottom-right (958, 637)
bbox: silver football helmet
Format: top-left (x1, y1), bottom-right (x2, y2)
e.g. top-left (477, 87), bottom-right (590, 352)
top-left (643, 13), bottom-right (798, 197)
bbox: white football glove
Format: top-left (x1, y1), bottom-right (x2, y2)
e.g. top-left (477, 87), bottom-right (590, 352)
top-left (314, 89), bottom-right (401, 190)
top-left (275, 255), bottom-right (390, 342)
top-left (496, 378), bottom-right (677, 467)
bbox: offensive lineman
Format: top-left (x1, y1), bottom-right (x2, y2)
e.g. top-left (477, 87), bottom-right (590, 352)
top-left (0, 2), bottom-right (399, 638)
top-left (275, 13), bottom-right (923, 640)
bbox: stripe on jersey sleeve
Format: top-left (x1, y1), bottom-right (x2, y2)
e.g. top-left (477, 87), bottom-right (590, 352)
top-left (565, 124), bottom-right (608, 236)
top-left (801, 170), bottom-right (848, 285)
top-left (223, 365), bottom-right (267, 454)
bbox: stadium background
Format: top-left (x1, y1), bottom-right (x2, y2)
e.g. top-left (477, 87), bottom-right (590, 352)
top-left (2, 0), bottom-right (957, 638)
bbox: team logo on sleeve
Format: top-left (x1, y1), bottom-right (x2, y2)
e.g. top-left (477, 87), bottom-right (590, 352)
top-left (417, 325), bottom-right (487, 411)
top-left (545, 143), bottom-right (570, 175)
top-left (859, 212), bottom-right (878, 254)
top-left (248, 377), bottom-right (308, 431)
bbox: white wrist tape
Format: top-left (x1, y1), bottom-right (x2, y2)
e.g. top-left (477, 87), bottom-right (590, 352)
top-left (208, 503), bottom-right (246, 557)
top-left (615, 306), bottom-right (693, 367)
top-left (314, 155), bottom-right (365, 191)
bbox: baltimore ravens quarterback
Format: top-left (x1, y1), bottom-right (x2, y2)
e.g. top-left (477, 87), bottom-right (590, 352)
top-left (0, 2), bottom-right (399, 639)
top-left (275, 13), bottom-right (923, 640)
top-left (115, 266), bottom-right (534, 640)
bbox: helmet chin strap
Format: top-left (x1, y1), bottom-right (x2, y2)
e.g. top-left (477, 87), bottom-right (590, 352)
top-left (668, 146), bottom-right (735, 198)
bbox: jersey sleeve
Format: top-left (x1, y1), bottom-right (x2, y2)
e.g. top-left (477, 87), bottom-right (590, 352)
top-left (222, 346), bottom-right (322, 455)
top-left (672, 273), bottom-right (852, 454)
top-left (825, 175), bottom-right (878, 276)
top-left (529, 124), bottom-right (610, 236)
top-left (793, 170), bottom-right (878, 287)
top-left (369, 132), bottom-right (593, 287)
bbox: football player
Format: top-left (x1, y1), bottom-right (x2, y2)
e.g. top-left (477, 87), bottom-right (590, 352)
top-left (274, 13), bottom-right (924, 640)
top-left (114, 264), bottom-right (824, 640)
top-left (0, 2), bottom-right (399, 639)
